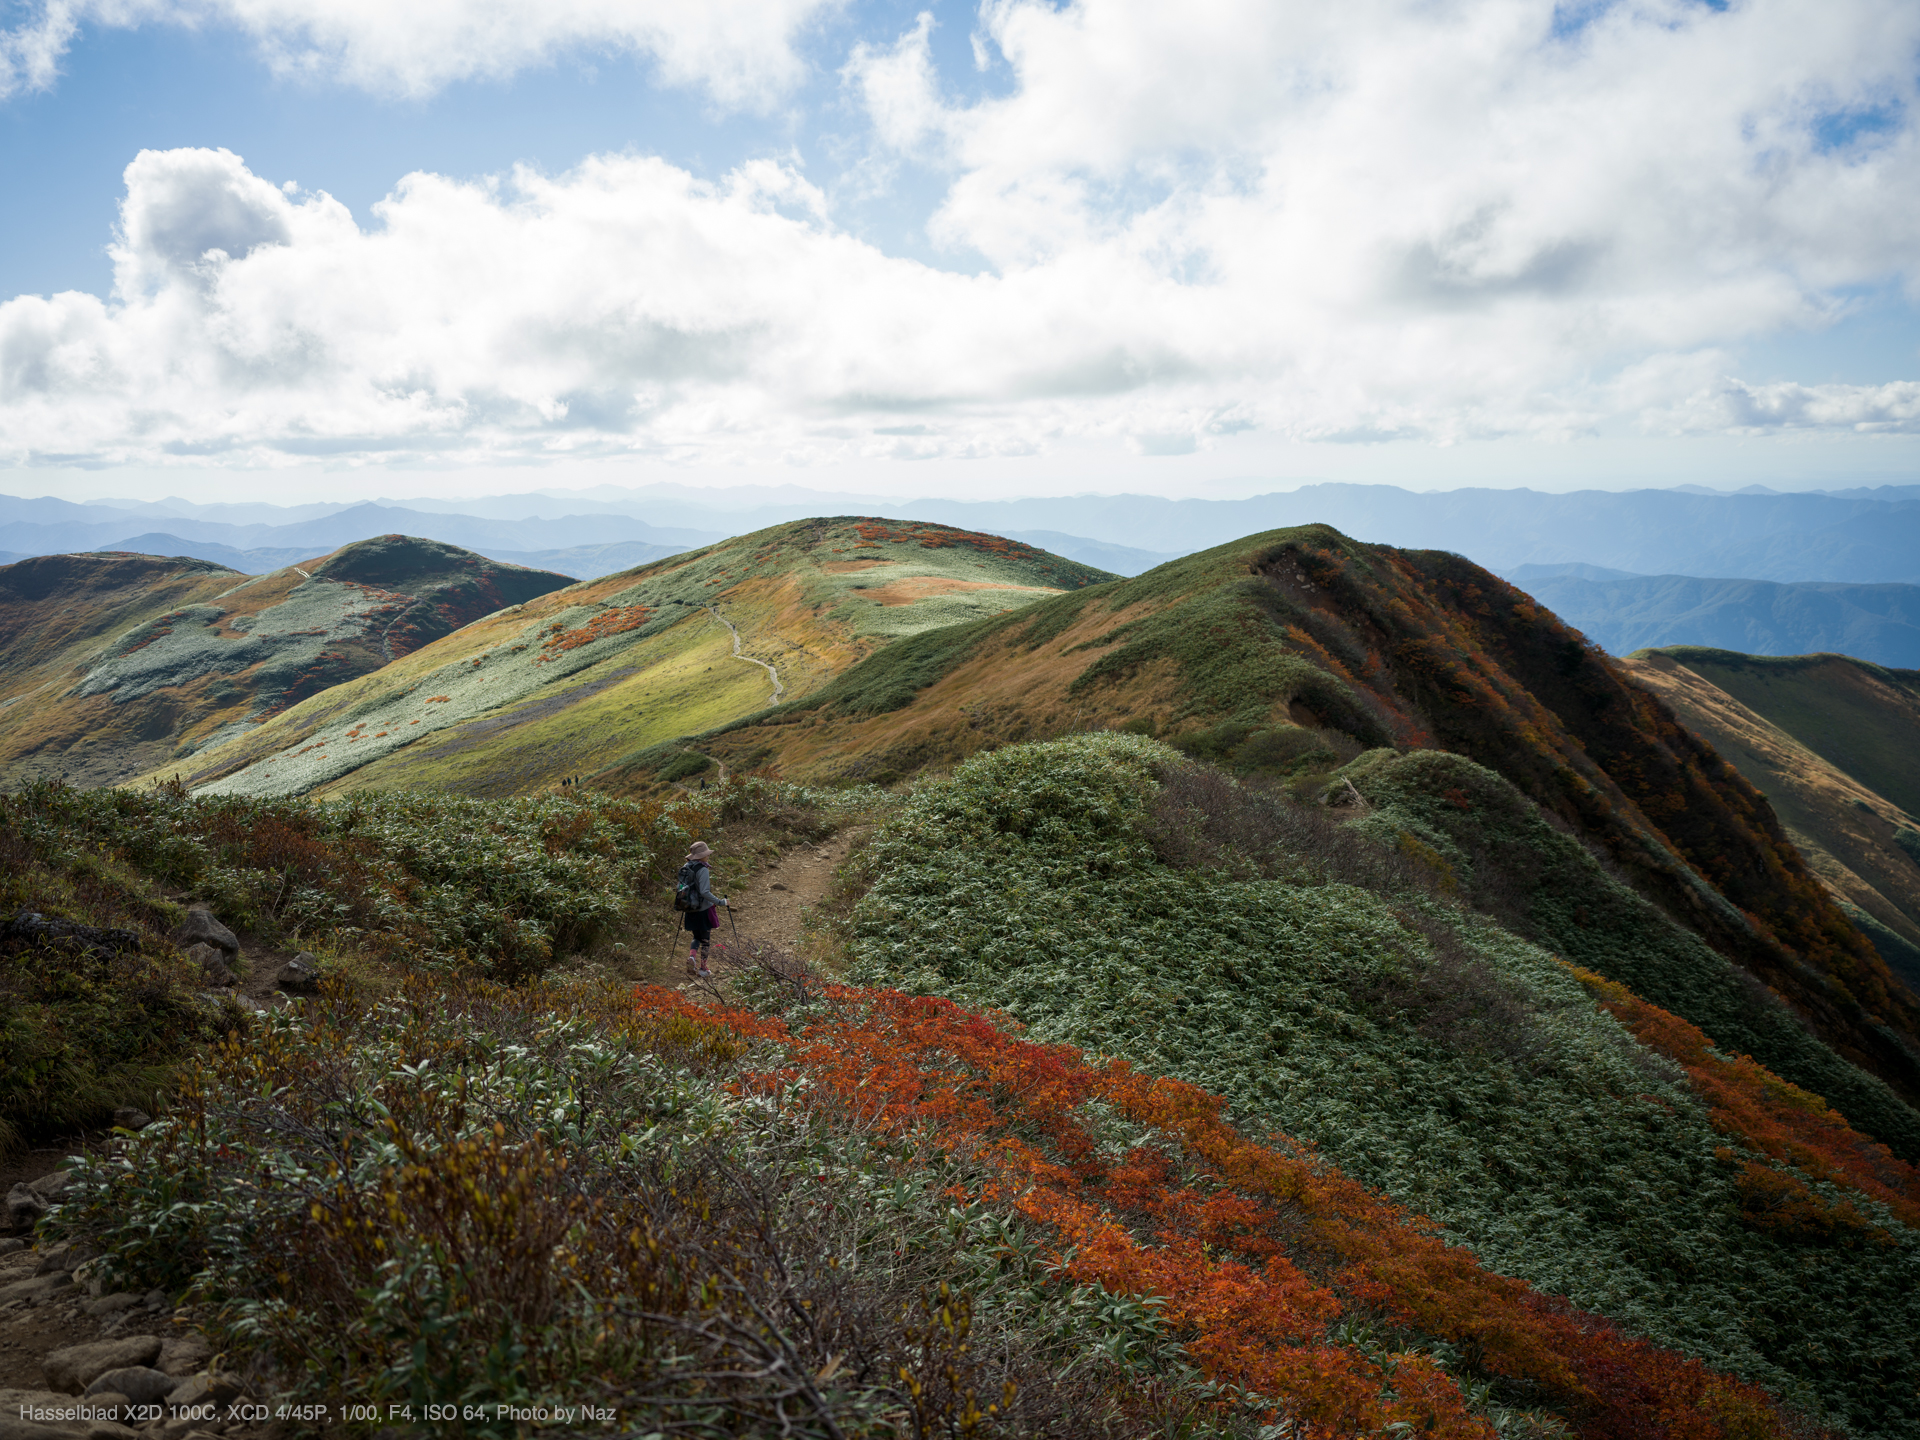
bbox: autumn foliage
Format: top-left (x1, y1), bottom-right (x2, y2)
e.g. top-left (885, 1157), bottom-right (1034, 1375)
top-left (1570, 965), bottom-right (1920, 1237)
top-left (646, 982), bottom-right (1803, 1439)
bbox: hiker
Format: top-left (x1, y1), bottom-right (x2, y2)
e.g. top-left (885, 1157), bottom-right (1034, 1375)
top-left (675, 840), bottom-right (728, 977)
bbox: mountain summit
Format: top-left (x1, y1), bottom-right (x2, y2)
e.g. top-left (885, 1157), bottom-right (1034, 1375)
top-left (0, 536), bottom-right (570, 788)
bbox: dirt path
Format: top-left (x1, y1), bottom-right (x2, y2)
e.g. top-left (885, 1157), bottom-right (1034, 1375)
top-left (706, 606), bottom-right (784, 704)
top-left (714, 833), bottom-right (854, 956)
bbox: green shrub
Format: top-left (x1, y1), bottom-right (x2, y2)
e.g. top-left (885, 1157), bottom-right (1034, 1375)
top-left (843, 734), bottom-right (1920, 1434)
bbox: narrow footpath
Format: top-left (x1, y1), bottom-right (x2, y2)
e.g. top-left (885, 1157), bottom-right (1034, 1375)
top-left (705, 607), bottom-right (784, 704)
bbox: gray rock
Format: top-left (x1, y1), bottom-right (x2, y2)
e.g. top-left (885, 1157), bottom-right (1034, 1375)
top-left (156, 1337), bottom-right (211, 1378)
top-left (83, 1394), bottom-right (133, 1423)
top-left (141, 1289), bottom-right (168, 1313)
top-left (83, 1369), bottom-right (175, 1406)
top-left (35, 1245), bottom-right (70, 1276)
top-left (0, 1415), bottom-right (75, 1440)
top-left (110, 1109), bottom-right (151, 1132)
top-left (164, 1376), bottom-right (212, 1410)
top-left (173, 909), bottom-right (238, 958)
top-left (184, 943), bottom-right (234, 987)
top-left (6, 1171), bottom-right (70, 1230)
top-left (274, 954), bottom-right (320, 994)
top-left (0, 1238), bottom-right (24, 1255)
top-left (44, 1336), bottom-right (162, 1394)
top-left (83, 1294), bottom-right (142, 1318)
top-left (0, 1271), bottom-right (73, 1305)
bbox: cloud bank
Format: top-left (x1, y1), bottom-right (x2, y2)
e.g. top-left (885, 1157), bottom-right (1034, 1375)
top-left (4, 0), bottom-right (1920, 468)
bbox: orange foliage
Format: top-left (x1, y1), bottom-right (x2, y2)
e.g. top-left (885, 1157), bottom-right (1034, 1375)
top-left (629, 984), bottom-right (1802, 1439)
top-left (1568, 965), bottom-right (1919, 1233)
top-left (534, 605), bottom-right (655, 663)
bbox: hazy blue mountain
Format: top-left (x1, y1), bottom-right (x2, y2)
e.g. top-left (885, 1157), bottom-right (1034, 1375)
top-left (1518, 572), bottom-right (1920, 666)
top-left (10, 482), bottom-right (1920, 584)
top-left (478, 540), bottom-right (690, 579)
top-left (1504, 562), bottom-right (1647, 583)
top-left (996, 530), bottom-right (1180, 576)
top-left (0, 499), bottom-right (721, 558)
top-left (88, 534), bottom-right (326, 572)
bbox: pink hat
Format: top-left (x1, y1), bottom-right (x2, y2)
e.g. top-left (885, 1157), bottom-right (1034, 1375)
top-left (686, 841), bottom-right (712, 860)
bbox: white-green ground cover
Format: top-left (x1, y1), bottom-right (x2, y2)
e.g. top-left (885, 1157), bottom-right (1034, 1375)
top-left (843, 733), bottom-right (1920, 1436)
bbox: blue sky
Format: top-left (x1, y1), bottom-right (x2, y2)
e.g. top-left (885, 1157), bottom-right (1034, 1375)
top-left (3, 0), bottom-right (1920, 504)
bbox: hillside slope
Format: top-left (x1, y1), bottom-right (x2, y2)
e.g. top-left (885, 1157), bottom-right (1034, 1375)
top-left (1516, 572), bottom-right (1920, 666)
top-left (144, 519), bottom-right (1111, 799)
top-left (0, 538), bottom-right (571, 789)
top-left (1623, 649), bottom-right (1920, 992)
top-left (840, 734), bottom-right (1920, 1434)
top-left (661, 524), bottom-right (1920, 1119)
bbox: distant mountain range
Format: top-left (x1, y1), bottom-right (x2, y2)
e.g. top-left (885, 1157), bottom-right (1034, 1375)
top-left (1509, 565), bottom-right (1920, 667)
top-left (8, 481), bottom-right (1920, 584)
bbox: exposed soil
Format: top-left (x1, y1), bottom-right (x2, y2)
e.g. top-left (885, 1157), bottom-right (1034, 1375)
top-left (721, 831), bottom-right (857, 956)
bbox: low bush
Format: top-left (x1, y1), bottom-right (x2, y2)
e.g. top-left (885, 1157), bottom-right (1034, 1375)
top-left (57, 976), bottom-right (1239, 1439)
top-left (842, 733), bottom-right (1920, 1433)
top-left (3, 780), bottom-right (705, 981)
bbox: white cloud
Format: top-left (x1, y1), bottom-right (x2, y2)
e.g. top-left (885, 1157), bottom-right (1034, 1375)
top-left (0, 0), bottom-right (835, 105)
top-left (7, 0), bottom-right (1920, 468)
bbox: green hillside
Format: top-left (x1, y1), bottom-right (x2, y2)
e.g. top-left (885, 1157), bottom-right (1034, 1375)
top-left (842, 733), bottom-right (1920, 1435)
top-left (1, 751), bottom-right (1885, 1439)
top-left (661, 523), bottom-right (1920, 1120)
top-left (140, 518), bottom-right (1110, 799)
top-left (1641, 647), bottom-right (1920, 818)
top-left (1624, 650), bottom-right (1920, 996)
top-left (0, 537), bottom-right (572, 789)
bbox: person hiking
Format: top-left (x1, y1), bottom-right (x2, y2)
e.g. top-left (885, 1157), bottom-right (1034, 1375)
top-left (676, 841), bottom-right (728, 978)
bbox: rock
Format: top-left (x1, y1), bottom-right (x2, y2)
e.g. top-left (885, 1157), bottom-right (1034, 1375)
top-left (0, 1238), bottom-right (24, 1254)
top-left (205, 1374), bottom-right (242, 1405)
top-left (44, 1336), bottom-right (162, 1395)
top-left (141, 1289), bottom-right (168, 1313)
top-left (163, 1376), bottom-right (212, 1410)
top-left (274, 954), bottom-right (320, 994)
top-left (184, 944), bottom-right (234, 988)
top-left (35, 1245), bottom-right (70, 1276)
top-left (0, 1415), bottom-right (76, 1440)
top-left (83, 1294), bottom-right (142, 1318)
top-left (156, 1337), bottom-right (210, 1378)
top-left (110, 1109), bottom-right (151, 1132)
top-left (0, 1272), bottom-right (73, 1305)
top-left (172, 909), bottom-right (238, 959)
top-left (6, 1171), bottom-right (70, 1230)
top-left (83, 1395), bottom-right (133, 1424)
top-left (83, 1370), bottom-right (175, 1406)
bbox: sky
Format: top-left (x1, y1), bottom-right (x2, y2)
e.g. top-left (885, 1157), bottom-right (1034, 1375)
top-left (3, 0), bottom-right (1920, 506)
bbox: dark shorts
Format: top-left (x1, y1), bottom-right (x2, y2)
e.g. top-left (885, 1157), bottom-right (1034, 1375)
top-left (684, 910), bottom-right (714, 944)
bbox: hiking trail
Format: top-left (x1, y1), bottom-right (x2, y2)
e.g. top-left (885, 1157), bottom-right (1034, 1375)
top-left (706, 606), bottom-right (783, 704)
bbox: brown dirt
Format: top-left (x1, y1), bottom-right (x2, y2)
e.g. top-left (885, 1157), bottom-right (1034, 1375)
top-left (721, 832), bottom-right (857, 955)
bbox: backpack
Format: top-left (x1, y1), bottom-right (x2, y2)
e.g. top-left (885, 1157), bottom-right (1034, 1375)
top-left (672, 860), bottom-right (707, 913)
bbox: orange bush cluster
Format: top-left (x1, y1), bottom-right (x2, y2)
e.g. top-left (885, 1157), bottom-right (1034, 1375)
top-left (532, 605), bottom-right (655, 663)
top-left (630, 984), bottom-right (1799, 1439)
top-left (1569, 966), bottom-right (1920, 1235)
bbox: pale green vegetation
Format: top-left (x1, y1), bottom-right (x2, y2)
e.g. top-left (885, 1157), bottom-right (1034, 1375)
top-left (843, 734), bottom-right (1920, 1435)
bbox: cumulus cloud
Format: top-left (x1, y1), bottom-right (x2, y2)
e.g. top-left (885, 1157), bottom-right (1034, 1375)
top-left (0, 0), bottom-right (834, 105)
top-left (6, 0), bottom-right (1920, 467)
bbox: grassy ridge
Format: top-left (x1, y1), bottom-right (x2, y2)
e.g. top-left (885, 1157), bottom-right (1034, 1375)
top-left (147, 518), bottom-right (1109, 801)
top-left (693, 524), bottom-right (1920, 1114)
top-left (842, 734), bottom-right (1920, 1434)
top-left (1644, 648), bottom-right (1920, 818)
